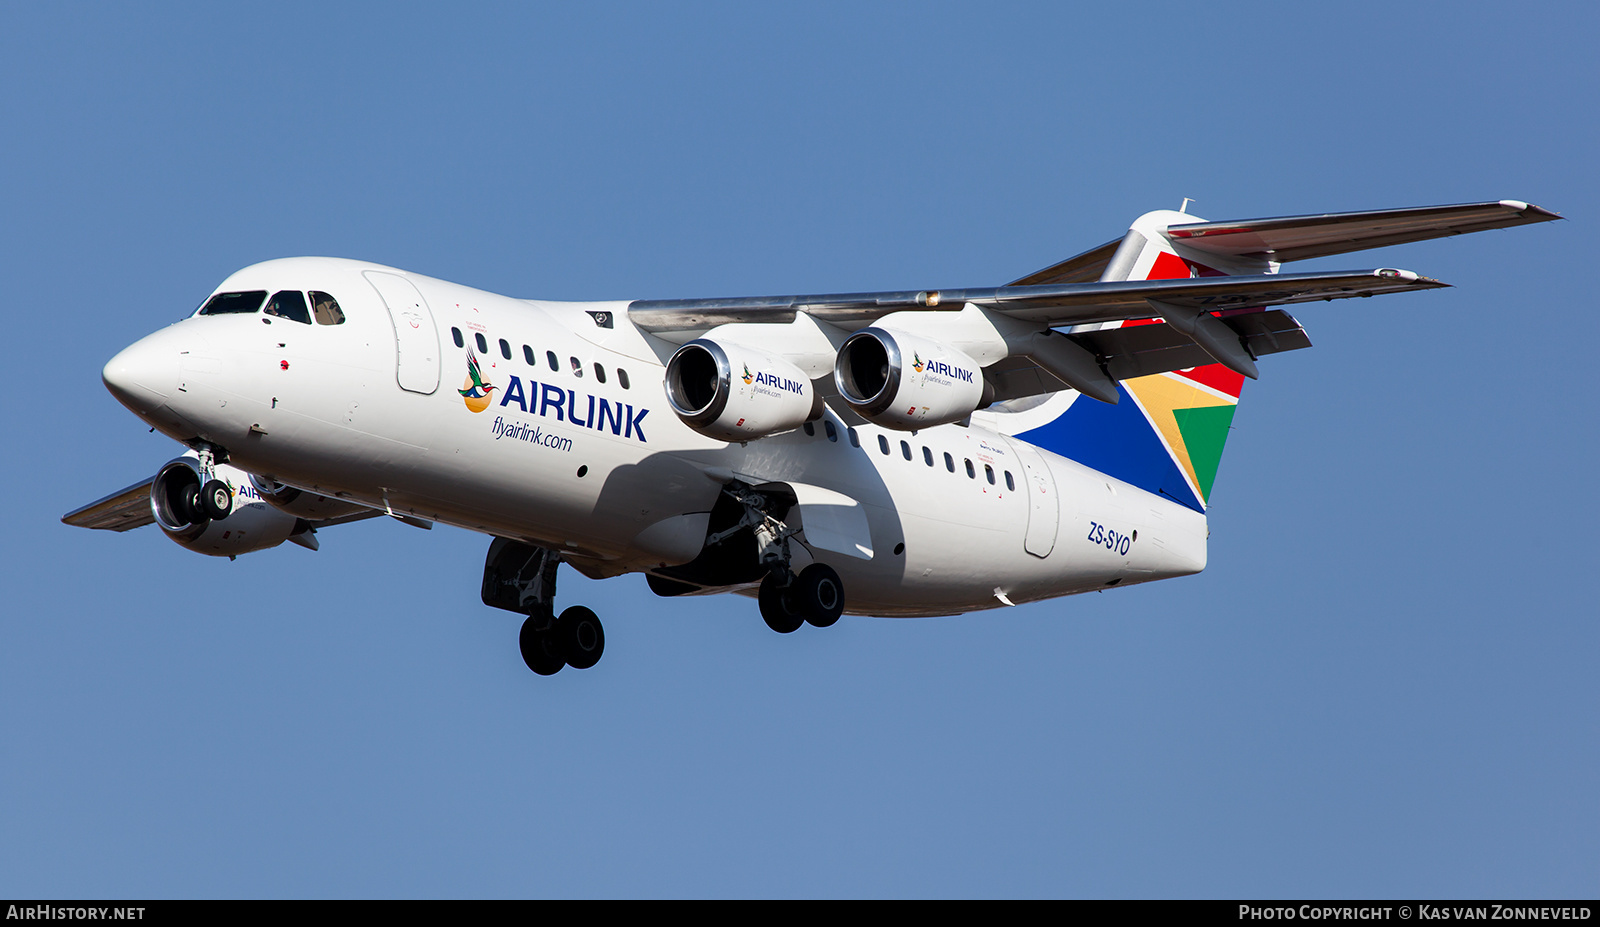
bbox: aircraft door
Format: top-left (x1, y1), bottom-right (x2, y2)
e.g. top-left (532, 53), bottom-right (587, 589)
top-left (1009, 438), bottom-right (1060, 558)
top-left (364, 271), bottom-right (440, 394)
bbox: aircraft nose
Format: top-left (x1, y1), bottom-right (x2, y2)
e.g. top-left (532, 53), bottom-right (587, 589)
top-left (103, 332), bottom-right (178, 415)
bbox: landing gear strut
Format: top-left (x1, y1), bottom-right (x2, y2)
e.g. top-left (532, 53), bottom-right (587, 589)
top-left (482, 539), bottom-right (606, 675)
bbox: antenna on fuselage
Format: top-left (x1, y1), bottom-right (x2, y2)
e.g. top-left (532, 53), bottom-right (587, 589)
top-left (1179, 197), bottom-right (1195, 213)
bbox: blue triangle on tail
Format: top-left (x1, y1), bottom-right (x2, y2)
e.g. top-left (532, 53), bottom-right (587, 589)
top-left (1016, 383), bottom-right (1204, 513)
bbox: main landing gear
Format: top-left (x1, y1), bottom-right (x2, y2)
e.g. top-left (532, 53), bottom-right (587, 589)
top-left (704, 481), bottom-right (847, 635)
top-left (481, 539), bottom-right (605, 676)
top-left (517, 605), bottom-right (605, 676)
top-left (758, 563), bottom-right (845, 633)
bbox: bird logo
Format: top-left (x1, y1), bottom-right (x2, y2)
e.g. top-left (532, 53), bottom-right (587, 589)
top-left (912, 352), bottom-right (925, 373)
top-left (741, 363), bottom-right (754, 385)
top-left (459, 350), bottom-right (497, 413)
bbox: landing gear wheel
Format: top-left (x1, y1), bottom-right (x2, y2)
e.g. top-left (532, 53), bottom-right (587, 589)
top-left (795, 563), bottom-right (844, 628)
top-left (199, 480), bottom-right (233, 520)
top-left (174, 484), bottom-right (207, 525)
top-left (518, 614), bottom-right (565, 676)
top-left (758, 573), bottom-right (804, 634)
top-left (559, 606), bottom-right (605, 670)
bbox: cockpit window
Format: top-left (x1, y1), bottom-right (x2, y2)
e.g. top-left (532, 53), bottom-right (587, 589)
top-left (198, 291), bottom-right (268, 316)
top-left (264, 291), bottom-right (312, 324)
top-left (309, 291), bottom-right (345, 325)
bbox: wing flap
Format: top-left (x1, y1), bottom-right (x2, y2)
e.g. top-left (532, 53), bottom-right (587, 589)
top-left (1083, 309), bottom-right (1312, 382)
top-left (982, 309), bottom-right (1312, 403)
top-left (1166, 200), bottom-right (1561, 262)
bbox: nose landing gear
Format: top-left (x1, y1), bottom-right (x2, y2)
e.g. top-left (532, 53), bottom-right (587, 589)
top-left (483, 539), bottom-right (607, 676)
top-left (193, 444), bottom-right (233, 520)
top-left (199, 479), bottom-right (233, 520)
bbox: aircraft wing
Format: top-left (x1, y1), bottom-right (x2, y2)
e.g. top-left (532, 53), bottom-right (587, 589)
top-left (61, 479), bottom-right (156, 532)
top-left (62, 480), bottom-right (386, 532)
top-left (627, 267), bottom-right (1441, 342)
top-left (1164, 200), bottom-right (1560, 263)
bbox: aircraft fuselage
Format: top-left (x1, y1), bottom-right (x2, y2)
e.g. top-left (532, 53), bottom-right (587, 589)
top-left (103, 257), bottom-right (1207, 616)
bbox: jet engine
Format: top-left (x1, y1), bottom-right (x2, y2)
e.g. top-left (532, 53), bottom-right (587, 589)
top-left (665, 338), bottom-right (822, 442)
top-left (833, 327), bottom-right (987, 430)
top-left (150, 456), bottom-right (307, 557)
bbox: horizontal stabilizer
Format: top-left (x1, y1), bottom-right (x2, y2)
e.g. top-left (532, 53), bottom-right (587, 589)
top-left (1166, 200), bottom-right (1561, 262)
top-left (1007, 238), bottom-right (1123, 287)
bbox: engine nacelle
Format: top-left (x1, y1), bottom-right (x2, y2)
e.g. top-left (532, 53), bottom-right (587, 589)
top-left (150, 456), bottom-right (304, 557)
top-left (665, 338), bottom-right (821, 442)
top-left (249, 474), bottom-right (371, 521)
top-left (833, 327), bottom-right (986, 430)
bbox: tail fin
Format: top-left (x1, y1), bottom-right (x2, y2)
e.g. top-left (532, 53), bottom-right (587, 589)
top-left (1008, 210), bottom-right (1267, 513)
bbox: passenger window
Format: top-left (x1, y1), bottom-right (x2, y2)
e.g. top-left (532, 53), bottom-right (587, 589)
top-left (499, 339), bottom-right (512, 360)
top-left (547, 351), bottom-right (559, 372)
top-left (309, 291), bottom-right (345, 325)
top-left (824, 421), bottom-right (837, 442)
top-left (848, 428), bottom-right (860, 448)
top-left (523, 345), bottom-right (535, 365)
top-left (1005, 470), bottom-right (1015, 491)
top-left (944, 452), bottom-right (955, 473)
top-left (803, 422), bottom-right (815, 437)
top-left (985, 464), bottom-right (996, 485)
top-left (570, 357), bottom-right (583, 377)
top-left (923, 447), bottom-right (934, 467)
top-left (900, 440), bottom-right (912, 461)
top-left (878, 435), bottom-right (890, 455)
top-left (264, 291), bottom-right (312, 324)
top-left (618, 369), bottom-right (631, 389)
top-left (594, 364), bottom-right (607, 384)
top-left (965, 459), bottom-right (975, 479)
top-left (198, 290), bottom-right (268, 315)
top-left (475, 332), bottom-right (488, 354)
top-left (452, 327), bottom-right (465, 348)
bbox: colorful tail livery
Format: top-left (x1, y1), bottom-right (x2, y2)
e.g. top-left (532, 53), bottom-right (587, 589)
top-left (1011, 209), bottom-right (1270, 513)
top-left (1001, 201), bottom-right (1560, 511)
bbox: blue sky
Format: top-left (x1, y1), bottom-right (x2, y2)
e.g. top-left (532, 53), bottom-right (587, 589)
top-left (2, 2), bottom-right (1594, 898)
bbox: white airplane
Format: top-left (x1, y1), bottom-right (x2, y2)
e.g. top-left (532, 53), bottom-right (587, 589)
top-left (65, 200), bottom-right (1558, 675)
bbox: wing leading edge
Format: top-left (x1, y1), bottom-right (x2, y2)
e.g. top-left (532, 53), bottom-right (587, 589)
top-left (627, 267), bottom-right (1441, 342)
